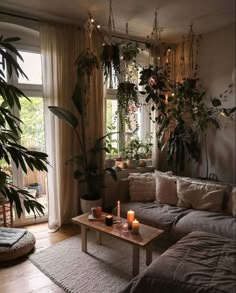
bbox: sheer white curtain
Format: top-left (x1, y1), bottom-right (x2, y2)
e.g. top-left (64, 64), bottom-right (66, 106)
top-left (40, 22), bottom-right (84, 230)
top-left (40, 22), bottom-right (104, 230)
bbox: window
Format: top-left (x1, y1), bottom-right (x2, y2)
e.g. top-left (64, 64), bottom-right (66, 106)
top-left (105, 53), bottom-right (152, 160)
top-left (3, 46), bottom-right (48, 224)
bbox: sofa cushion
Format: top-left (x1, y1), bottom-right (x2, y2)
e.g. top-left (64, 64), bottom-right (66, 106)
top-left (121, 231), bottom-right (236, 293)
top-left (155, 171), bottom-right (177, 206)
top-left (128, 173), bottom-right (156, 202)
top-left (177, 179), bottom-right (224, 212)
top-left (113, 201), bottom-right (191, 232)
top-left (231, 187), bottom-right (236, 216)
top-left (171, 209), bottom-right (236, 241)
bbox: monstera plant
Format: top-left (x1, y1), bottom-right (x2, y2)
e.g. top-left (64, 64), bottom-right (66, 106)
top-left (0, 36), bottom-right (49, 218)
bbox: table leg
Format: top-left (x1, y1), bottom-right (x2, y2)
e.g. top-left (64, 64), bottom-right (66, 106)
top-left (81, 225), bottom-right (87, 253)
top-left (96, 231), bottom-right (102, 245)
top-left (146, 243), bottom-right (152, 266)
top-left (132, 245), bottom-right (140, 277)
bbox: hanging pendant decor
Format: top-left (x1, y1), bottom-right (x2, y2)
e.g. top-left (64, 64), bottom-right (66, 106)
top-left (101, 0), bottom-right (120, 84)
top-left (184, 24), bottom-right (201, 79)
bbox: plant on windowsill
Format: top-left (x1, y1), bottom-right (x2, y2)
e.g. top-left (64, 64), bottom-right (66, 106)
top-left (0, 36), bottom-right (49, 218)
top-left (123, 137), bottom-right (141, 169)
top-left (49, 49), bottom-right (117, 212)
top-left (104, 125), bottom-right (118, 168)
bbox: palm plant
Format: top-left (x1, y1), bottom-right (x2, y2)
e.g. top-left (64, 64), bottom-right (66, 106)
top-left (49, 49), bottom-right (117, 201)
top-left (0, 36), bottom-right (49, 218)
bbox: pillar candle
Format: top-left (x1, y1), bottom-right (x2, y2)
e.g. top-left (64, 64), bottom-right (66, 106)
top-left (127, 210), bottom-right (135, 229)
top-left (132, 219), bottom-right (139, 234)
top-left (117, 200), bottom-right (120, 218)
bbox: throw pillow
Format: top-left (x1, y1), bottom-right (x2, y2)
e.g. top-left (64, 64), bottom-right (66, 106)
top-left (177, 179), bottom-right (224, 212)
top-left (231, 187), bottom-right (236, 216)
top-left (128, 173), bottom-right (156, 202)
top-left (155, 171), bottom-right (177, 205)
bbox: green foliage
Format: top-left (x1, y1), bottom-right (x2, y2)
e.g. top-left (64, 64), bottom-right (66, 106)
top-left (115, 81), bottom-right (139, 133)
top-left (120, 42), bottom-right (139, 62)
top-left (49, 50), bottom-right (117, 200)
top-left (0, 35), bottom-right (49, 218)
top-left (101, 44), bottom-right (120, 82)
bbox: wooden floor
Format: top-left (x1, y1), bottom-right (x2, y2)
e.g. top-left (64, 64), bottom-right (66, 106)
top-left (0, 222), bottom-right (80, 293)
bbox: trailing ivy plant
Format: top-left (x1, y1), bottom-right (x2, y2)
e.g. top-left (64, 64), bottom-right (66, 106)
top-left (115, 81), bottom-right (140, 132)
top-left (0, 36), bottom-right (49, 218)
top-left (101, 44), bottom-right (120, 82)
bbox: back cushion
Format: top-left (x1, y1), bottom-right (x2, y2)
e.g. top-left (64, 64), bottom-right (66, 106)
top-left (155, 171), bottom-right (178, 206)
top-left (231, 187), bottom-right (236, 216)
top-left (177, 179), bottom-right (224, 212)
top-left (128, 173), bottom-right (156, 202)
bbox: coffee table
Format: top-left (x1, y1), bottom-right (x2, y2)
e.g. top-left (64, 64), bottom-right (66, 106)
top-left (72, 213), bottom-right (165, 277)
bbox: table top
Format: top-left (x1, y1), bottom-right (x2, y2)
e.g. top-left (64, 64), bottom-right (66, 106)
top-left (72, 213), bottom-right (165, 247)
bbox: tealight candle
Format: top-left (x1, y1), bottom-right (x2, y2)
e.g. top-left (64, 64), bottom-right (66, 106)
top-left (127, 210), bottom-right (135, 229)
top-left (105, 215), bottom-right (113, 226)
top-left (132, 219), bottom-right (139, 234)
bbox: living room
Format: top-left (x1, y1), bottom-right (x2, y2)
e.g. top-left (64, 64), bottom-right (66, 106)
top-left (0, 0), bottom-right (235, 292)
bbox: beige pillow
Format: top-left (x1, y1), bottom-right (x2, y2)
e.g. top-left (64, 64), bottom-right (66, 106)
top-left (155, 171), bottom-right (177, 205)
top-left (177, 179), bottom-right (224, 212)
top-left (231, 187), bottom-right (236, 216)
top-left (128, 173), bottom-right (156, 202)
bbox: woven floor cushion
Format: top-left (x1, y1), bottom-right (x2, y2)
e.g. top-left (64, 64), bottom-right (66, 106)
top-left (0, 230), bottom-right (35, 262)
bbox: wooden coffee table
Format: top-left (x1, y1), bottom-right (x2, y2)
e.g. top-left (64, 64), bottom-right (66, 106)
top-left (72, 213), bottom-right (165, 277)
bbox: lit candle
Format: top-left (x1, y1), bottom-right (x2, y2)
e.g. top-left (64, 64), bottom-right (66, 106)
top-left (117, 200), bottom-right (120, 219)
top-left (132, 219), bottom-right (139, 234)
top-left (127, 210), bottom-right (135, 229)
top-left (105, 215), bottom-right (113, 226)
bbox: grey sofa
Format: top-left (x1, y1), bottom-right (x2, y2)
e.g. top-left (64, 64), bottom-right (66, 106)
top-left (113, 176), bottom-right (236, 242)
top-left (113, 174), bottom-right (236, 293)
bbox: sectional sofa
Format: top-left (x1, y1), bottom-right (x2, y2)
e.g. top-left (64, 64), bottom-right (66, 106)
top-left (112, 171), bottom-right (236, 293)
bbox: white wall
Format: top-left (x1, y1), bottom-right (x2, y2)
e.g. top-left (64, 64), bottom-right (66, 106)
top-left (192, 23), bottom-right (235, 183)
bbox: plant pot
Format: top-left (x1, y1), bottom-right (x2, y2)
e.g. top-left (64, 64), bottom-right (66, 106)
top-left (127, 159), bottom-right (138, 169)
top-left (80, 197), bottom-right (103, 214)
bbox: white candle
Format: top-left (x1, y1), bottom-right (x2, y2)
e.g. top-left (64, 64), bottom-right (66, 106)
top-left (117, 200), bottom-right (120, 218)
top-left (132, 219), bottom-right (139, 234)
top-left (127, 210), bottom-right (135, 229)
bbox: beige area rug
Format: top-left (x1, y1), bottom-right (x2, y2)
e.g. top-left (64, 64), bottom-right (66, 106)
top-left (30, 231), bottom-right (167, 293)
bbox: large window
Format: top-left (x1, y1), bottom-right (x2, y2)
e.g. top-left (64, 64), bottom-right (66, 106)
top-left (2, 47), bottom-right (48, 224)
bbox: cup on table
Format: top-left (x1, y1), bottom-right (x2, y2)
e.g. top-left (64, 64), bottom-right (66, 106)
top-left (91, 206), bottom-right (102, 218)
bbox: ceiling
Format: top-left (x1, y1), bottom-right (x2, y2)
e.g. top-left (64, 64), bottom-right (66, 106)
top-left (0, 0), bottom-right (235, 43)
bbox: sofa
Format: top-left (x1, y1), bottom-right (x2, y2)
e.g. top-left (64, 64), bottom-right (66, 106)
top-left (112, 171), bottom-right (236, 293)
top-left (113, 171), bottom-right (236, 242)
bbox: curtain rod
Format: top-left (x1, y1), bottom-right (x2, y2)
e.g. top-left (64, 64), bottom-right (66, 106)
top-left (0, 11), bottom-right (38, 22)
top-left (0, 10), bottom-right (147, 44)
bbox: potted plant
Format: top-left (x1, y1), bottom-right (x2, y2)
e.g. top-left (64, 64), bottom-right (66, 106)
top-left (116, 81), bottom-right (140, 132)
top-left (0, 36), bottom-right (49, 218)
top-left (120, 42), bottom-right (139, 62)
top-left (104, 126), bottom-right (118, 168)
top-left (101, 43), bottom-right (120, 82)
top-left (49, 49), bottom-right (117, 213)
top-left (123, 137), bottom-right (141, 169)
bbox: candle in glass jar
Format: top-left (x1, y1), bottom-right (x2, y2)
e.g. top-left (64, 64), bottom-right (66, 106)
top-left (127, 210), bottom-right (135, 229)
top-left (132, 219), bottom-right (139, 234)
top-left (117, 200), bottom-right (120, 218)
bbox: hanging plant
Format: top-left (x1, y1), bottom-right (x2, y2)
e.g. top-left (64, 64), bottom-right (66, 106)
top-left (120, 42), bottom-right (139, 62)
top-left (115, 81), bottom-right (140, 132)
top-left (101, 43), bottom-right (120, 82)
top-left (139, 65), bottom-right (169, 113)
top-left (75, 49), bottom-right (99, 77)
